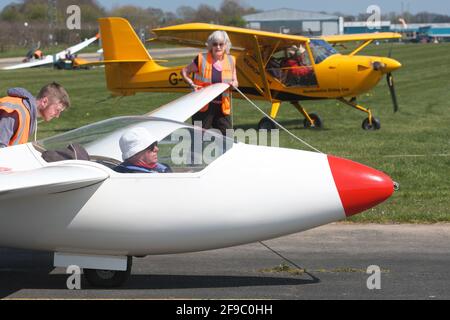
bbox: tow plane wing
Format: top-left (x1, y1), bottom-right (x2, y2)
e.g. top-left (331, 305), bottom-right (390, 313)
top-left (321, 33), bottom-right (402, 43)
top-left (152, 23), bottom-right (310, 53)
top-left (321, 33), bottom-right (402, 56)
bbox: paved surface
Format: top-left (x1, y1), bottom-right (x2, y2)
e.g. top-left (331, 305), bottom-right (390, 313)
top-left (0, 48), bottom-right (200, 69)
top-left (0, 224), bottom-right (449, 300)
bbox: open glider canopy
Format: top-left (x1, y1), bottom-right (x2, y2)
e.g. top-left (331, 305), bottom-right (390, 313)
top-left (36, 83), bottom-right (232, 161)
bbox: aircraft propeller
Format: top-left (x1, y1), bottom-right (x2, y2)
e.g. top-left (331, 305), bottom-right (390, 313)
top-left (386, 44), bottom-right (399, 112)
top-left (373, 56), bottom-right (400, 113)
top-left (386, 72), bottom-right (399, 113)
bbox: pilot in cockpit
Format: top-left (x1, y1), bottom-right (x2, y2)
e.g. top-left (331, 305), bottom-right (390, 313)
top-left (114, 127), bottom-right (171, 173)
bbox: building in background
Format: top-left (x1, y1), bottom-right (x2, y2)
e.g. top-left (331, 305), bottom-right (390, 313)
top-left (243, 8), bottom-right (343, 36)
top-left (344, 21), bottom-right (392, 34)
top-left (344, 21), bottom-right (450, 42)
top-left (391, 23), bottom-right (450, 42)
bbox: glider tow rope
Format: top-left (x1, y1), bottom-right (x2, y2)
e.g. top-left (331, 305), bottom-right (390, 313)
top-left (259, 241), bottom-right (320, 283)
top-left (230, 85), bottom-right (320, 281)
top-left (231, 85), bottom-right (324, 154)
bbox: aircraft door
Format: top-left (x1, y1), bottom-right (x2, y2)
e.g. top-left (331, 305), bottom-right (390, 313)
top-left (308, 40), bottom-right (341, 96)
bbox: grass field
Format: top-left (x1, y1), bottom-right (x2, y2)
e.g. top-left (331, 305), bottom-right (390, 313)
top-left (1, 42), bottom-right (449, 223)
top-left (0, 42), bottom-right (179, 59)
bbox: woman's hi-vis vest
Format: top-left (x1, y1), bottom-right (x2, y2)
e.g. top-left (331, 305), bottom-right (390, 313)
top-left (193, 52), bottom-right (235, 115)
top-left (0, 96), bottom-right (31, 146)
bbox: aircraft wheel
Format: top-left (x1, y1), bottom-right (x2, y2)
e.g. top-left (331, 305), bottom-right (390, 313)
top-left (258, 117), bottom-right (277, 130)
top-left (84, 256), bottom-right (132, 288)
top-left (303, 113), bottom-right (322, 129)
top-left (362, 117), bottom-right (381, 130)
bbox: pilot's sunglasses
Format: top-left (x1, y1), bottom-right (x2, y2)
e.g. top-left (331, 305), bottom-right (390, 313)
top-left (147, 142), bottom-right (158, 151)
top-left (213, 42), bottom-right (225, 47)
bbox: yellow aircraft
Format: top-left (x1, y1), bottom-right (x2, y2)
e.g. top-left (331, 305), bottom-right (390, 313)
top-left (97, 17), bottom-right (402, 130)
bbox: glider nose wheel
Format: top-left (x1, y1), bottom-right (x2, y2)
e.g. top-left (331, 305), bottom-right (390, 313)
top-left (84, 256), bottom-right (132, 288)
top-left (362, 117), bottom-right (381, 130)
top-left (258, 117), bottom-right (277, 130)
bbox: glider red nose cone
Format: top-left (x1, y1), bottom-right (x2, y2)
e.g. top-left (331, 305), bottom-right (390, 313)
top-left (328, 155), bottom-right (394, 217)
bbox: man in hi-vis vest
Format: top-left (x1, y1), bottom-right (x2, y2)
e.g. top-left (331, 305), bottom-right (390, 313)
top-left (0, 82), bottom-right (70, 171)
top-left (182, 30), bottom-right (238, 136)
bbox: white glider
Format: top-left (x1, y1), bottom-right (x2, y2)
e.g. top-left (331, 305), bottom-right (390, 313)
top-left (0, 84), bottom-right (395, 287)
top-left (2, 34), bottom-right (99, 70)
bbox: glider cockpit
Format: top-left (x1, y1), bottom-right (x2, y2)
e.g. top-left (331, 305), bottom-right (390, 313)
top-left (33, 116), bottom-right (234, 173)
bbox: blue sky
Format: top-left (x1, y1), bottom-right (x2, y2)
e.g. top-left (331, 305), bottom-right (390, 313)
top-left (0, 0), bottom-right (449, 15)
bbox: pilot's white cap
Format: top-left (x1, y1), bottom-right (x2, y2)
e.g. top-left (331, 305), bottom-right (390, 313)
top-left (119, 127), bottom-right (157, 161)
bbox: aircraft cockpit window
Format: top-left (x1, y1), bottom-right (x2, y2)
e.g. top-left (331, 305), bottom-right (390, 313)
top-left (34, 116), bottom-right (233, 173)
top-left (157, 127), bottom-right (233, 173)
top-left (309, 39), bottom-right (337, 64)
top-left (266, 44), bottom-right (318, 87)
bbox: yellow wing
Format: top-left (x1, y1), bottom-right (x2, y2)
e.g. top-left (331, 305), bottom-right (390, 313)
top-left (151, 23), bottom-right (310, 52)
top-left (321, 32), bottom-right (402, 43)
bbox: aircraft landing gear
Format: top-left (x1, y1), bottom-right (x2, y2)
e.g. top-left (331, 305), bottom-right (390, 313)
top-left (339, 98), bottom-right (380, 130)
top-left (258, 101), bottom-right (322, 130)
top-left (258, 117), bottom-right (277, 130)
top-left (84, 256), bottom-right (132, 288)
top-left (362, 117), bottom-right (381, 130)
top-left (291, 102), bottom-right (323, 129)
top-left (303, 113), bottom-right (322, 129)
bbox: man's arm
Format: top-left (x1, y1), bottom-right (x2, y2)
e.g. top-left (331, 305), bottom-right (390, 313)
top-left (0, 112), bottom-right (18, 148)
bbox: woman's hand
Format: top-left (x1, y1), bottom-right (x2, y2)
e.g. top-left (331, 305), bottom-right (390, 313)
top-left (0, 167), bottom-right (11, 173)
top-left (228, 79), bottom-right (238, 88)
top-left (189, 82), bottom-right (201, 91)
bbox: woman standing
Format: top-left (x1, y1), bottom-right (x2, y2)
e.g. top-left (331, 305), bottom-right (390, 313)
top-left (181, 30), bottom-right (238, 136)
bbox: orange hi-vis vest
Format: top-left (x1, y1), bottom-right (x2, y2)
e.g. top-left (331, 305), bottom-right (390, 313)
top-left (0, 96), bottom-right (32, 146)
top-left (193, 52), bottom-right (235, 115)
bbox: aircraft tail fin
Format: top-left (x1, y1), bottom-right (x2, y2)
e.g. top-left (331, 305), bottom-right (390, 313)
top-left (98, 17), bottom-right (165, 96)
top-left (99, 17), bottom-right (153, 61)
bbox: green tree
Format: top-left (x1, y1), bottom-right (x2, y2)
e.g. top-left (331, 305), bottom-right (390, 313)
top-left (0, 3), bottom-right (24, 22)
top-left (146, 7), bottom-right (165, 27)
top-left (110, 5), bottom-right (149, 28)
top-left (195, 4), bottom-right (218, 23)
top-left (219, 0), bottom-right (259, 26)
top-left (77, 3), bottom-right (106, 24)
top-left (176, 6), bottom-right (196, 22)
top-left (23, 2), bottom-right (47, 21)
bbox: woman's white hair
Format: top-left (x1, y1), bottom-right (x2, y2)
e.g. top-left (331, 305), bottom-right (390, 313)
top-left (206, 30), bottom-right (232, 54)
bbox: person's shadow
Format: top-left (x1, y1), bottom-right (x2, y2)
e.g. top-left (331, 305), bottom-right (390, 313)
top-left (0, 248), bottom-right (320, 298)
